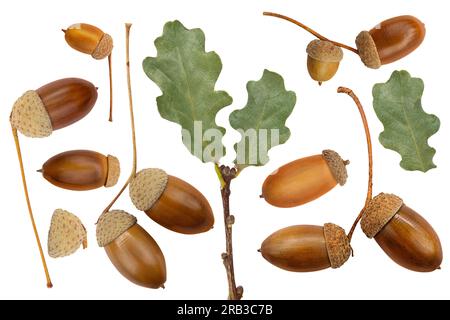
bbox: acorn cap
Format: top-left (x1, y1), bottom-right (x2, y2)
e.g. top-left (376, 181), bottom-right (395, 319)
top-left (355, 31), bottom-right (381, 69)
top-left (361, 193), bottom-right (403, 238)
top-left (92, 33), bottom-right (113, 60)
top-left (322, 149), bottom-right (348, 186)
top-left (96, 210), bottom-right (137, 247)
top-left (324, 223), bottom-right (351, 269)
top-left (48, 209), bottom-right (87, 258)
top-left (129, 168), bottom-right (168, 212)
top-left (306, 40), bottom-right (343, 63)
top-left (10, 90), bottom-right (52, 138)
top-left (105, 155), bottom-right (120, 188)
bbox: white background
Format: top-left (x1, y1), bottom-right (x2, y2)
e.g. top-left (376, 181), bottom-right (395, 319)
top-left (0, 0), bottom-right (448, 300)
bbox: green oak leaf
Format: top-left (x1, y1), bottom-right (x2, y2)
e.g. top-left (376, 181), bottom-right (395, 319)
top-left (143, 20), bottom-right (232, 163)
top-left (230, 70), bottom-right (296, 170)
top-left (373, 70), bottom-right (440, 172)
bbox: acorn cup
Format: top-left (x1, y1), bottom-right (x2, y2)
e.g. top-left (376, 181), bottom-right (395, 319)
top-left (261, 150), bottom-right (349, 208)
top-left (63, 23), bottom-right (114, 121)
top-left (47, 209), bottom-right (87, 258)
top-left (96, 210), bottom-right (167, 289)
top-left (39, 150), bottom-right (120, 191)
top-left (260, 223), bottom-right (351, 272)
top-left (361, 193), bottom-right (442, 272)
top-left (306, 40), bottom-right (343, 85)
top-left (356, 16), bottom-right (426, 69)
top-left (129, 169), bottom-right (214, 235)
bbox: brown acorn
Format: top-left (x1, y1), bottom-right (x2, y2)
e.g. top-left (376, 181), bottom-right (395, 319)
top-left (129, 169), bottom-right (214, 234)
top-left (39, 150), bottom-right (120, 191)
top-left (261, 150), bottom-right (349, 208)
top-left (306, 40), bottom-right (343, 85)
top-left (63, 23), bottom-right (113, 121)
top-left (356, 16), bottom-right (426, 69)
top-left (260, 223), bottom-right (351, 272)
top-left (10, 78), bottom-right (98, 138)
top-left (63, 23), bottom-right (113, 60)
top-left (96, 210), bottom-right (166, 289)
top-left (361, 193), bottom-right (442, 272)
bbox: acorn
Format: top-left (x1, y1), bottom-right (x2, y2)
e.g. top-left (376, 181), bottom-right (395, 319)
top-left (63, 23), bottom-right (113, 121)
top-left (260, 223), bottom-right (351, 272)
top-left (356, 16), bottom-right (426, 69)
top-left (129, 169), bottom-right (214, 234)
top-left (96, 210), bottom-right (167, 289)
top-left (48, 209), bottom-right (87, 258)
top-left (39, 150), bottom-right (120, 191)
top-left (361, 193), bottom-right (442, 272)
top-left (261, 150), bottom-right (349, 208)
top-left (63, 23), bottom-right (113, 60)
top-left (306, 40), bottom-right (343, 85)
top-left (10, 78), bottom-right (98, 138)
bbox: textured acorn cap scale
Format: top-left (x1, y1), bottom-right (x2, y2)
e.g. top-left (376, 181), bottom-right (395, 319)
top-left (92, 33), bottom-right (113, 60)
top-left (322, 150), bottom-right (349, 186)
top-left (306, 40), bottom-right (343, 63)
top-left (48, 209), bottom-right (87, 258)
top-left (129, 168), bottom-right (168, 212)
top-left (10, 90), bottom-right (53, 138)
top-left (105, 155), bottom-right (120, 188)
top-left (323, 223), bottom-right (351, 269)
top-left (355, 31), bottom-right (382, 69)
top-left (96, 210), bottom-right (137, 247)
top-left (361, 193), bottom-right (404, 238)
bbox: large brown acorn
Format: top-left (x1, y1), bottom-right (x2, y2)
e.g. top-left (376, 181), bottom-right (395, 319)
top-left (361, 193), bottom-right (442, 272)
top-left (261, 150), bottom-right (349, 208)
top-left (260, 223), bottom-right (351, 272)
top-left (356, 16), bottom-right (426, 69)
top-left (39, 150), bottom-right (120, 191)
top-left (97, 210), bottom-right (167, 289)
top-left (10, 78), bottom-right (98, 138)
top-left (129, 169), bottom-right (214, 234)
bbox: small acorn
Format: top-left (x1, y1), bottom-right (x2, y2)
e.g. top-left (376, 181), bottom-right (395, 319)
top-left (96, 210), bottom-right (166, 289)
top-left (361, 193), bottom-right (442, 272)
top-left (356, 16), bottom-right (426, 69)
top-left (260, 223), bottom-right (351, 272)
top-left (129, 169), bottom-right (214, 235)
top-left (63, 23), bottom-right (113, 121)
top-left (306, 40), bottom-right (343, 85)
top-left (63, 23), bottom-right (113, 60)
top-left (10, 78), bottom-right (98, 138)
top-left (261, 150), bottom-right (349, 208)
top-left (48, 209), bottom-right (87, 258)
top-left (39, 150), bottom-right (120, 191)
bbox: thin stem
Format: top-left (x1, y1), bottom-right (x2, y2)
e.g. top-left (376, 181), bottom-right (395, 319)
top-left (337, 87), bottom-right (373, 242)
top-left (218, 166), bottom-right (243, 300)
top-left (108, 53), bottom-right (113, 122)
top-left (102, 23), bottom-right (137, 214)
top-left (263, 12), bottom-right (359, 55)
top-left (11, 126), bottom-right (53, 288)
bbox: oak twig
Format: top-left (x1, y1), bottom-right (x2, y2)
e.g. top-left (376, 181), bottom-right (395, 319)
top-left (217, 165), bottom-right (243, 300)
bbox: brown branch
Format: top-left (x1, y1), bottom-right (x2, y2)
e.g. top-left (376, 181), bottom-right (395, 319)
top-left (108, 53), bottom-right (113, 122)
top-left (218, 165), bottom-right (243, 300)
top-left (12, 126), bottom-right (53, 288)
top-left (102, 23), bottom-right (137, 214)
top-left (337, 87), bottom-right (373, 242)
top-left (263, 12), bottom-right (359, 55)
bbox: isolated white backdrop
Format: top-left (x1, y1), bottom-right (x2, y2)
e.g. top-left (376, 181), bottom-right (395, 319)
top-left (0, 0), bottom-right (448, 300)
